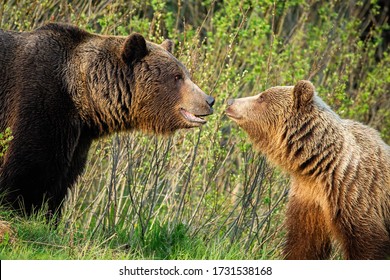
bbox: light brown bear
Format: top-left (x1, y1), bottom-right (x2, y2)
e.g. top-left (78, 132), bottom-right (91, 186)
top-left (226, 80), bottom-right (390, 259)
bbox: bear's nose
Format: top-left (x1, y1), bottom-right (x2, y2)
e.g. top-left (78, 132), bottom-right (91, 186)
top-left (206, 95), bottom-right (215, 107)
top-left (227, 99), bottom-right (235, 106)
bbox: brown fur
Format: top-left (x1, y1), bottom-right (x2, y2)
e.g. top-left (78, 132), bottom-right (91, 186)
top-left (226, 80), bottom-right (390, 259)
top-left (63, 26), bottom-right (214, 135)
top-left (0, 23), bottom-right (214, 215)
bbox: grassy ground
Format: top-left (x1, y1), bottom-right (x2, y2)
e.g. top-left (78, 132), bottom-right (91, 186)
top-left (0, 209), bottom-right (276, 260)
top-left (0, 0), bottom-right (389, 259)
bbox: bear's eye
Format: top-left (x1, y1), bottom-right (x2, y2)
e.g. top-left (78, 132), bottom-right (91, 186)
top-left (174, 74), bottom-right (183, 81)
top-left (258, 95), bottom-right (265, 103)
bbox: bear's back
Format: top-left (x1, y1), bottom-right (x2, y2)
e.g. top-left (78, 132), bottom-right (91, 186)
top-left (0, 24), bottom-right (92, 132)
top-left (344, 119), bottom-right (390, 161)
top-left (0, 29), bottom-right (25, 131)
top-left (339, 119), bottom-right (390, 202)
top-left (0, 23), bottom-right (91, 73)
top-left (0, 29), bottom-right (24, 84)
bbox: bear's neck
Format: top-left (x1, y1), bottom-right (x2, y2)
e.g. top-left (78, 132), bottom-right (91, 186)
top-left (66, 38), bottom-right (137, 136)
top-left (266, 109), bottom-right (346, 182)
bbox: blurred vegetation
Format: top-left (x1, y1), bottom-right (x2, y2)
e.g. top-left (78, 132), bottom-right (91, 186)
top-left (0, 128), bottom-right (13, 158)
top-left (0, 0), bottom-right (389, 259)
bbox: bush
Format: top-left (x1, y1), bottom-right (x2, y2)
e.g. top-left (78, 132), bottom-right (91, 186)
top-left (0, 128), bottom-right (13, 158)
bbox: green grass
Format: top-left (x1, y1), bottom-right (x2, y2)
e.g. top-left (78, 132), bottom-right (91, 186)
top-left (0, 208), bottom-right (281, 259)
top-left (0, 0), bottom-right (389, 259)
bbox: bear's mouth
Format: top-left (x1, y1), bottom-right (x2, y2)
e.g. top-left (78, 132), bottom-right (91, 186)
top-left (180, 108), bottom-right (208, 125)
top-left (225, 107), bottom-right (242, 120)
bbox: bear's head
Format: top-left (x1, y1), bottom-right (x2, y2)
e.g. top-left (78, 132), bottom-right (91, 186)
top-left (225, 80), bottom-right (329, 167)
top-left (123, 34), bottom-right (216, 134)
top-left (80, 33), bottom-right (214, 135)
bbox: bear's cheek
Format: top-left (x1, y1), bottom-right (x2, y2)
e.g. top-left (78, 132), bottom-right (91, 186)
top-left (241, 103), bottom-right (263, 124)
top-left (240, 107), bottom-right (273, 141)
top-left (176, 81), bottom-right (213, 126)
top-left (227, 107), bottom-right (260, 134)
top-left (180, 86), bottom-right (207, 113)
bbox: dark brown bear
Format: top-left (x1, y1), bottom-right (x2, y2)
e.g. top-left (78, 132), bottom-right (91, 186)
top-left (0, 23), bottom-right (214, 216)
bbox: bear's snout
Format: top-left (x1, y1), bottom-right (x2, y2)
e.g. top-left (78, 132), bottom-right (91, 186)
top-left (225, 99), bottom-right (243, 121)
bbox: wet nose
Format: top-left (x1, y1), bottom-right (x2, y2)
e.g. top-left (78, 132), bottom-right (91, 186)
top-left (206, 95), bottom-right (215, 107)
top-left (227, 99), bottom-right (235, 106)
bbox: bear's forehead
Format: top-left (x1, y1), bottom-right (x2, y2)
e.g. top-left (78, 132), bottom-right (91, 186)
top-left (263, 86), bottom-right (293, 95)
top-left (147, 42), bottom-right (180, 60)
top-left (147, 42), bottom-right (164, 51)
top-left (268, 86), bottom-right (293, 92)
top-left (146, 43), bottom-right (189, 74)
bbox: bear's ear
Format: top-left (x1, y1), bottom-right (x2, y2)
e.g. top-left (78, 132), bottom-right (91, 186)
top-left (161, 39), bottom-right (174, 53)
top-left (122, 33), bottom-right (148, 64)
top-left (293, 80), bottom-right (315, 109)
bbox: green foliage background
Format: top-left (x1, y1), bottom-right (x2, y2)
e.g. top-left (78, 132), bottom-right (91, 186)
top-left (0, 0), bottom-right (389, 259)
